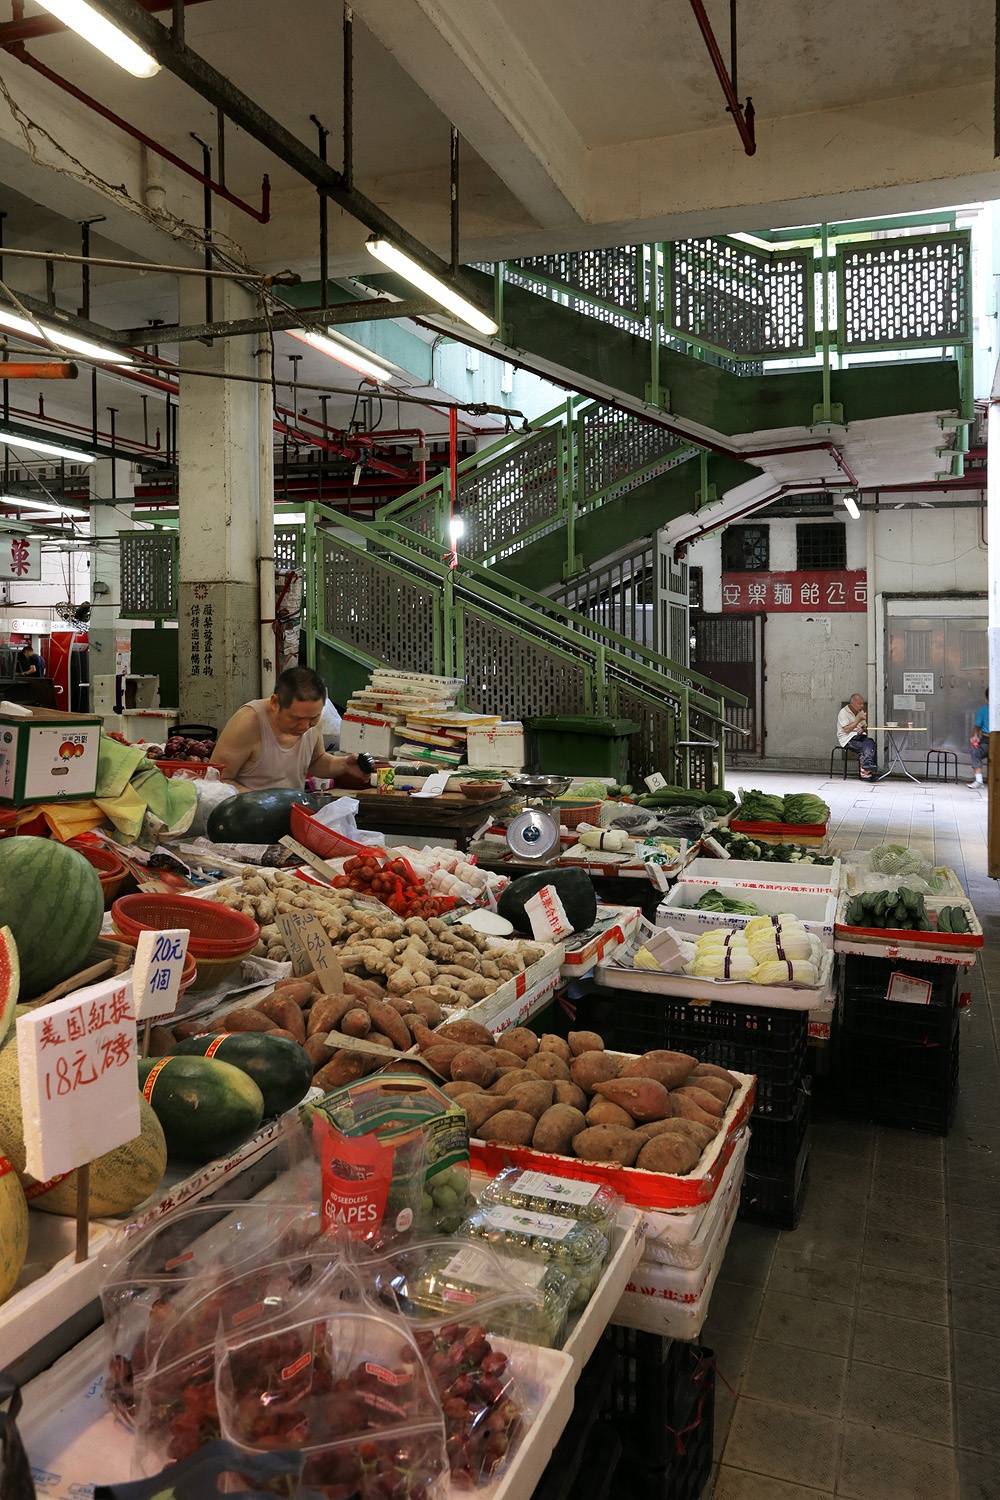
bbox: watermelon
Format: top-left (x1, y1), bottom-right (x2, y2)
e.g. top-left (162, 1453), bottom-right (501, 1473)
top-left (138, 1055), bottom-right (265, 1161)
top-left (207, 788), bottom-right (319, 844)
top-left (0, 837), bottom-right (104, 998)
top-left (0, 1042), bottom-right (168, 1215)
top-left (167, 1032), bottom-right (313, 1118)
top-left (0, 1154), bottom-right (28, 1303)
top-left (0, 925), bottom-right (19, 1048)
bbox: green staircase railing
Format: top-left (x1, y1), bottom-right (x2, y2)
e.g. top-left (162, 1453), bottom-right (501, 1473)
top-left (304, 503), bottom-right (746, 787)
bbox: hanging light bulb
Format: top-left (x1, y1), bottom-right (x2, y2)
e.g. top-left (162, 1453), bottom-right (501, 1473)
top-left (843, 492), bottom-right (861, 520)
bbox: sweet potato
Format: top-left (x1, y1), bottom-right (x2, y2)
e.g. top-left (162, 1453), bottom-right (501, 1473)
top-left (366, 1031), bottom-right (400, 1052)
top-left (687, 1072), bottom-right (734, 1106)
top-left (636, 1135), bottom-right (703, 1175)
top-left (502, 1079), bottom-right (555, 1120)
top-left (270, 978), bottom-right (318, 1007)
top-left (490, 1069), bottom-right (534, 1097)
top-left (570, 1052), bottom-right (621, 1090)
top-left (619, 1050), bottom-right (697, 1089)
top-left (172, 1019), bottom-right (207, 1040)
top-left (491, 1048), bottom-right (524, 1071)
top-left (266, 1028), bottom-right (300, 1044)
top-left (525, 1052), bottom-right (571, 1083)
top-left (690, 1062), bottom-right (739, 1089)
top-left (418, 1040), bottom-right (466, 1072)
top-left (304, 1034), bottom-right (336, 1070)
top-left (673, 1085), bottom-right (726, 1119)
top-left (148, 1026), bottom-right (177, 1056)
top-left (670, 1093), bottom-right (722, 1133)
top-left (462, 1095), bottom-right (509, 1135)
top-left (367, 1000), bottom-right (411, 1052)
top-left (343, 974), bottom-right (387, 1005)
top-left (477, 1110), bottom-right (537, 1145)
top-left (500, 1027), bottom-right (538, 1059)
top-left (533, 1104), bottom-right (587, 1154)
top-left (313, 1052), bottom-right (370, 1090)
top-left (442, 1080), bottom-right (484, 1099)
top-left (408, 996), bottom-right (445, 1027)
top-left (538, 1034), bottom-right (571, 1063)
top-left (450, 1048), bottom-right (499, 1088)
top-left (437, 1019), bottom-right (496, 1049)
top-left (568, 1030), bottom-right (604, 1055)
top-left (308, 993), bottom-right (357, 1037)
top-left (215, 1007), bottom-right (275, 1033)
top-left (553, 1081), bottom-right (589, 1111)
top-left (255, 995), bottom-right (307, 1043)
top-left (385, 996), bottom-right (415, 1016)
top-left (592, 1076), bottom-right (673, 1123)
top-left (340, 1007), bottom-right (372, 1039)
top-left (635, 1118), bottom-right (716, 1152)
top-left (586, 1099), bottom-right (634, 1129)
top-left (571, 1125), bottom-right (642, 1167)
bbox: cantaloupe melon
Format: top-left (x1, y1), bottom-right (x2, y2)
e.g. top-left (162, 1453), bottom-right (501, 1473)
top-left (0, 1153), bottom-right (28, 1303)
top-left (0, 1044), bottom-right (168, 1216)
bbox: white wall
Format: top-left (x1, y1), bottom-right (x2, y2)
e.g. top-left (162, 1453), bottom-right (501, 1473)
top-left (684, 503), bottom-right (987, 761)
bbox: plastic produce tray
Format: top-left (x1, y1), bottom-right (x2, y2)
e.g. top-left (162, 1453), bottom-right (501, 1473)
top-left (470, 1066), bottom-right (754, 1211)
top-left (838, 1021), bottom-right (959, 1135)
top-left (834, 889), bottom-right (982, 961)
top-left (729, 819), bottom-right (827, 848)
top-left (680, 856), bottom-right (841, 892)
top-left (657, 880), bottom-right (837, 948)
top-left (597, 945), bottom-right (836, 1011)
top-left (559, 905), bottom-right (643, 976)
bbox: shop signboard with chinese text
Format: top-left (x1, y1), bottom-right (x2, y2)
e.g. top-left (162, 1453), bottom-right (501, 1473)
top-left (0, 536), bottom-right (41, 581)
top-left (721, 571), bottom-right (867, 613)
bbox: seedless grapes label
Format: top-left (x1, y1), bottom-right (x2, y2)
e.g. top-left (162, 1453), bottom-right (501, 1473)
top-left (514, 1171), bottom-right (600, 1207)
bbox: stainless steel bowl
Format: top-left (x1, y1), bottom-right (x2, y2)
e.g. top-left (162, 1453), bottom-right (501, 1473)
top-left (505, 773), bottom-right (573, 799)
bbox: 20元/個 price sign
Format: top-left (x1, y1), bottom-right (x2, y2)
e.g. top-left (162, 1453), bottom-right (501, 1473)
top-left (132, 928), bottom-right (190, 1020)
top-left (16, 976), bottom-right (140, 1182)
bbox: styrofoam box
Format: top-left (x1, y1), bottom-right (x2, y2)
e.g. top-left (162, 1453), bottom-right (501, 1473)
top-left (681, 856), bottom-right (841, 893)
top-left (120, 708), bottom-right (178, 744)
top-left (339, 712), bottom-right (398, 758)
top-left (467, 720), bottom-right (526, 768)
top-left (657, 880), bottom-right (837, 947)
top-left (596, 947), bottom-right (836, 1013)
top-left (642, 1132), bottom-right (749, 1269)
top-left (17, 1325), bottom-right (579, 1500)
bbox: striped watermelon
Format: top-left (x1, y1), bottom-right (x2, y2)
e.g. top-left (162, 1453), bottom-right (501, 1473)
top-left (0, 837), bottom-right (103, 998)
top-left (0, 925), bottom-right (18, 1048)
top-left (0, 1153), bottom-right (28, 1304)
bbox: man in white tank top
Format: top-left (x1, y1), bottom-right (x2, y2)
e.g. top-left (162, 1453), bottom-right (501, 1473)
top-left (213, 666), bottom-right (364, 791)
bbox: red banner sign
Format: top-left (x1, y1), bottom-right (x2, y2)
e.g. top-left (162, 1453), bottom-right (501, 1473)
top-left (721, 570), bottom-right (867, 613)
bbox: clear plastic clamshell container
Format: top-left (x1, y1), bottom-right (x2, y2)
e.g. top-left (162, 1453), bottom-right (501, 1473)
top-left (477, 1167), bottom-right (622, 1244)
top-left (459, 1203), bottom-right (610, 1310)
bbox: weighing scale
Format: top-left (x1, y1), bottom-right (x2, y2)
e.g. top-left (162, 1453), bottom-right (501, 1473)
top-left (503, 773), bottom-right (572, 860)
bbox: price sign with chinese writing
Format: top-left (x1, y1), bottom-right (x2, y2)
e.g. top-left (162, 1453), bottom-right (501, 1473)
top-left (277, 911), bottom-right (344, 993)
top-left (16, 977), bottom-right (140, 1181)
top-left (132, 928), bottom-right (190, 1020)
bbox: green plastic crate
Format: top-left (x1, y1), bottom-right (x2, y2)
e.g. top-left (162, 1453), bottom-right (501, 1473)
top-left (524, 715), bottom-right (639, 782)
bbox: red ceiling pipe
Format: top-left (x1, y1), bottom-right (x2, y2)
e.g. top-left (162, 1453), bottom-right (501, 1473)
top-left (0, 361), bottom-right (76, 379)
top-left (7, 43), bottom-right (270, 224)
top-left (688, 0), bottom-right (756, 155)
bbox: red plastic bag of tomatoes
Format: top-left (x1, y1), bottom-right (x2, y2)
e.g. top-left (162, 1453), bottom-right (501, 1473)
top-left (215, 1286), bottom-right (449, 1500)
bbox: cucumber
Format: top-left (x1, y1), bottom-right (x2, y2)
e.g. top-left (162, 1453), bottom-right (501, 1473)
top-left (166, 1032), bottom-right (313, 1118)
top-left (938, 906), bottom-right (953, 933)
top-left (137, 1055), bottom-right (265, 1161)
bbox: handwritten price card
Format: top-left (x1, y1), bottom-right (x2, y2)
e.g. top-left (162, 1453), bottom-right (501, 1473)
top-left (132, 928), bottom-right (190, 1020)
top-left (16, 976), bottom-right (140, 1181)
top-left (277, 911), bottom-right (344, 993)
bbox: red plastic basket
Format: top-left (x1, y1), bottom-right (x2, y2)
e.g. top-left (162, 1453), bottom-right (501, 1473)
top-left (110, 893), bottom-right (259, 954)
top-left (68, 839), bottom-right (128, 909)
top-left (154, 760), bottom-right (223, 780)
top-left (290, 801), bottom-right (385, 861)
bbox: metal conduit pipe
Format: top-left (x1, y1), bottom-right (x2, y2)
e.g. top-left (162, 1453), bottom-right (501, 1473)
top-left (688, 0), bottom-right (756, 155)
top-left (6, 44), bottom-right (271, 223)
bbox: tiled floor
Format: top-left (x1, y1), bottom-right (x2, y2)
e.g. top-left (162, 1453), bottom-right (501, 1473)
top-left (704, 769), bottom-right (998, 1500)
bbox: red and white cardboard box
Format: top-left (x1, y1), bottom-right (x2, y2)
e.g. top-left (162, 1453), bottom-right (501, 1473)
top-left (466, 721), bottom-right (526, 768)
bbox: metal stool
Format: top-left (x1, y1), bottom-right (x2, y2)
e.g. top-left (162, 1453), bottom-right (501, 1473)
top-left (830, 745), bottom-right (862, 779)
top-left (924, 748), bottom-right (959, 783)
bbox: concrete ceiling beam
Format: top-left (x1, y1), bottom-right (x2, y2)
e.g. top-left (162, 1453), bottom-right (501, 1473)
top-left (352, 0), bottom-right (587, 231)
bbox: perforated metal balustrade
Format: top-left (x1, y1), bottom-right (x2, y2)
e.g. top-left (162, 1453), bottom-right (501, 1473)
top-left (666, 238), bottom-right (812, 360)
top-left (321, 536), bottom-right (439, 675)
top-left (119, 532), bottom-right (177, 619)
top-left (837, 232), bottom-right (972, 350)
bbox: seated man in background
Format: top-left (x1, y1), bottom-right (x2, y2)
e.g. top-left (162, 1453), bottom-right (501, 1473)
top-left (214, 665), bottom-right (364, 791)
top-left (970, 688), bottom-right (989, 789)
top-left (837, 693), bottom-right (878, 780)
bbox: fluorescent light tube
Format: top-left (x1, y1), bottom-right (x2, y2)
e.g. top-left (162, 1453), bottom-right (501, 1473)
top-left (366, 238), bottom-right (499, 336)
top-left (0, 308), bottom-right (131, 365)
top-left (36, 0), bottom-right (160, 77)
top-left (0, 429), bottom-right (96, 464)
top-left (843, 492), bottom-right (861, 520)
top-left (288, 327), bottom-right (396, 383)
top-left (0, 495), bottom-right (87, 518)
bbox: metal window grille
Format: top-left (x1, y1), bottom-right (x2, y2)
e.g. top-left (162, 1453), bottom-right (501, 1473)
top-left (689, 567), bottom-right (704, 610)
top-left (722, 525), bottom-right (770, 571)
top-left (837, 231), bottom-right (972, 350)
top-left (904, 629), bottom-right (932, 672)
top-left (274, 526), bottom-right (302, 573)
top-left (119, 532), bottom-right (177, 619)
top-left (795, 523), bottom-right (846, 571)
top-left (960, 629), bottom-right (988, 673)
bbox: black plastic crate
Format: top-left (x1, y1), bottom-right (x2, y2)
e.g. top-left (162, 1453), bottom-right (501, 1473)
top-left (739, 1138), bottom-right (810, 1229)
top-left (573, 982), bottom-right (808, 1119)
top-left (534, 1342), bottom-right (619, 1500)
top-left (746, 1087), bottom-right (810, 1175)
top-left (841, 954), bottom-right (958, 1041)
top-left (837, 1019), bottom-right (959, 1134)
top-left (603, 1328), bottom-right (715, 1471)
top-left (608, 1338), bottom-right (714, 1500)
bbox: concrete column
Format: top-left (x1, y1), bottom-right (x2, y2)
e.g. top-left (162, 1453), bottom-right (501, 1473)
top-left (176, 279), bottom-right (265, 724)
top-left (88, 458), bottom-right (133, 674)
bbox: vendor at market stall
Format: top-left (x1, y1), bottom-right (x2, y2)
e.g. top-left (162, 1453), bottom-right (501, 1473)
top-left (213, 665), bottom-right (366, 791)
